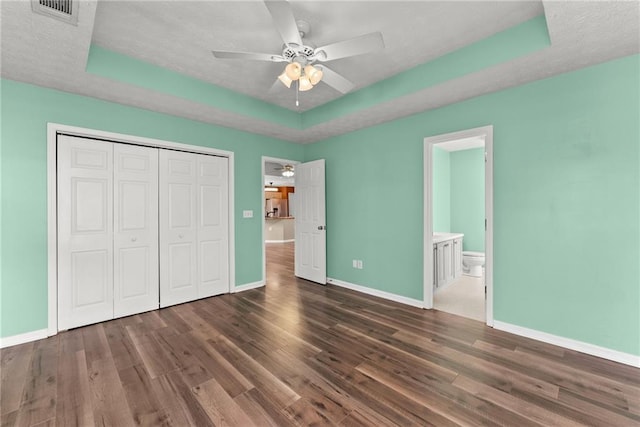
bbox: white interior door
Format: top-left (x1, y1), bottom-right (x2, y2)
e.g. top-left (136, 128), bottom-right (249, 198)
top-left (295, 159), bottom-right (326, 284)
top-left (197, 155), bottom-right (229, 298)
top-left (57, 135), bottom-right (113, 330)
top-left (159, 150), bottom-right (198, 307)
top-left (113, 144), bottom-right (159, 317)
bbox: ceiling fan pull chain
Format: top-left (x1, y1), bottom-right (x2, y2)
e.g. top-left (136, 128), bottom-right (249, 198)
top-left (296, 80), bottom-right (300, 107)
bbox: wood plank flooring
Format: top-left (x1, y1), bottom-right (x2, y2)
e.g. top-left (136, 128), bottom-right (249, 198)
top-left (2, 242), bottom-right (639, 426)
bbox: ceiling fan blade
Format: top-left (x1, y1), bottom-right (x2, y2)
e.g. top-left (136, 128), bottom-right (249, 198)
top-left (318, 66), bottom-right (355, 94)
top-left (315, 32), bottom-right (384, 62)
top-left (212, 51), bottom-right (287, 62)
top-left (264, 0), bottom-right (303, 47)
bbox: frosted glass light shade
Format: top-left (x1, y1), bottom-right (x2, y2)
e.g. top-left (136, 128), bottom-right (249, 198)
top-left (282, 170), bottom-right (294, 177)
top-left (298, 76), bottom-right (313, 91)
top-left (278, 72), bottom-right (293, 88)
top-left (285, 62), bottom-right (302, 80)
top-left (304, 65), bottom-right (323, 85)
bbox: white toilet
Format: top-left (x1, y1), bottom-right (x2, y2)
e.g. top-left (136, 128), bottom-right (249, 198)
top-left (462, 251), bottom-right (485, 277)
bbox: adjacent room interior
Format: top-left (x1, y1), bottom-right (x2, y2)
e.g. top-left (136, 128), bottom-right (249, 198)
top-left (263, 159), bottom-right (297, 286)
top-left (431, 136), bottom-right (487, 323)
top-left (1, 0), bottom-right (639, 425)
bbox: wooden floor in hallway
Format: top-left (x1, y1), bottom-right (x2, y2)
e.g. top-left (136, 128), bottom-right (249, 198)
top-left (2, 241), bottom-right (639, 426)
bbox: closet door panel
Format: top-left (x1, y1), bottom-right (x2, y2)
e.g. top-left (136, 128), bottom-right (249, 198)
top-left (197, 155), bottom-right (229, 298)
top-left (159, 150), bottom-right (198, 307)
top-left (113, 144), bottom-right (159, 317)
top-left (58, 136), bottom-right (114, 330)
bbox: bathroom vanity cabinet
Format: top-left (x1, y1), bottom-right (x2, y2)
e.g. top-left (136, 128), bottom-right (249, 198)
top-left (433, 233), bottom-right (463, 288)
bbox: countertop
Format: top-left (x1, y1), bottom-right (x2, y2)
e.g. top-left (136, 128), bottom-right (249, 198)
top-left (265, 216), bottom-right (295, 220)
top-left (433, 232), bottom-right (464, 244)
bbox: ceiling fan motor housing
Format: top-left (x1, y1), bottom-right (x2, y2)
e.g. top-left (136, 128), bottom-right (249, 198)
top-left (282, 44), bottom-right (316, 64)
top-left (281, 20), bottom-right (317, 64)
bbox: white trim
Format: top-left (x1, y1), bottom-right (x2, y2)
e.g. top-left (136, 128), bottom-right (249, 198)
top-left (231, 280), bottom-right (265, 293)
top-left (327, 278), bottom-right (424, 308)
top-left (423, 125), bottom-right (494, 326)
top-left (47, 123), bottom-right (236, 335)
top-left (261, 156), bottom-right (300, 285)
top-left (0, 329), bottom-right (48, 349)
top-left (493, 321), bottom-right (640, 368)
top-left (47, 125), bottom-right (58, 337)
top-left (265, 239), bottom-right (295, 243)
top-left (484, 127), bottom-right (494, 327)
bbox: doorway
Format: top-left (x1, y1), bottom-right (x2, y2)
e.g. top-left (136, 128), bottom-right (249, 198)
top-left (262, 157), bottom-right (299, 284)
top-left (423, 126), bottom-right (494, 326)
top-left (262, 157), bottom-right (327, 286)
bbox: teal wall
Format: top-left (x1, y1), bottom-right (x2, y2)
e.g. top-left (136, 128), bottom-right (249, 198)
top-left (433, 146), bottom-right (485, 251)
top-left (2, 52), bottom-right (639, 358)
top-left (451, 148), bottom-right (485, 252)
top-left (87, 45), bottom-right (301, 129)
top-left (0, 79), bottom-right (303, 338)
top-left (432, 146), bottom-right (451, 232)
top-left (303, 15), bottom-right (550, 127)
top-left (306, 55), bottom-right (640, 356)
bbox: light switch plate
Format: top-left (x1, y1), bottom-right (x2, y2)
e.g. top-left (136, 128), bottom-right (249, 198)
top-left (243, 210), bottom-right (253, 218)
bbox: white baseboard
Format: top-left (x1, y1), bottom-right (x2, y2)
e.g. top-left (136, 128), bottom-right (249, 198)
top-left (0, 329), bottom-right (49, 349)
top-left (493, 321), bottom-right (640, 368)
top-left (327, 277), bottom-right (424, 308)
top-left (265, 239), bottom-right (295, 243)
top-left (232, 280), bottom-right (265, 293)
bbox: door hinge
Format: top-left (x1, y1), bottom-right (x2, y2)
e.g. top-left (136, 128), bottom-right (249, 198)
top-left (485, 219), bottom-right (487, 230)
top-left (484, 151), bottom-right (487, 163)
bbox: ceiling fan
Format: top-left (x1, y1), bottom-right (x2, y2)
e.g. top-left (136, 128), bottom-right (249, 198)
top-left (275, 164), bottom-right (295, 177)
top-left (211, 0), bottom-right (385, 104)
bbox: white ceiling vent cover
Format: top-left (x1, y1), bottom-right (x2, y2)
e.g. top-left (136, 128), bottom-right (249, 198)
top-left (31, 0), bottom-right (78, 25)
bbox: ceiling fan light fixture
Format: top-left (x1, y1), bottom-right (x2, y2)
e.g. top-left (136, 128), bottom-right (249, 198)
top-left (298, 76), bottom-right (313, 91)
top-left (305, 64), bottom-right (323, 85)
top-left (210, 1), bottom-right (384, 104)
top-left (278, 72), bottom-right (293, 88)
top-left (285, 62), bottom-right (302, 80)
top-left (282, 170), bottom-right (294, 177)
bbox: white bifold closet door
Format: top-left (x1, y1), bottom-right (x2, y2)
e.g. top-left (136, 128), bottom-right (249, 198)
top-left (113, 143), bottom-right (159, 318)
top-left (159, 150), bottom-right (229, 308)
top-left (58, 136), bottom-right (159, 330)
top-left (58, 136), bottom-right (114, 330)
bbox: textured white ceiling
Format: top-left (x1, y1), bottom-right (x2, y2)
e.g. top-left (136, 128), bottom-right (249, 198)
top-left (1, 1), bottom-right (638, 144)
top-left (265, 161), bottom-right (295, 186)
top-left (91, 1), bottom-right (543, 112)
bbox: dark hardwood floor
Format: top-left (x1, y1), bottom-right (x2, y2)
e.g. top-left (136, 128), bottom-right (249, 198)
top-left (2, 241), bottom-right (639, 426)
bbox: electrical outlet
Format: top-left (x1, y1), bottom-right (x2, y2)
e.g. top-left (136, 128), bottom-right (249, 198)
top-left (352, 259), bottom-right (358, 268)
top-left (357, 260), bottom-right (363, 269)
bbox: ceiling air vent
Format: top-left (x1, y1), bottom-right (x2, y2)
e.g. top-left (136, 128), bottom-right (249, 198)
top-left (31, 0), bottom-right (78, 25)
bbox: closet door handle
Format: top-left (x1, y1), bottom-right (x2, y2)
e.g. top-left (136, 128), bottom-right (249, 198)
top-left (179, 234), bottom-right (184, 239)
top-left (131, 237), bottom-right (137, 242)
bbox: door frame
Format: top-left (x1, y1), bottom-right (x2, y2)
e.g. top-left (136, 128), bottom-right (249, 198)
top-left (423, 125), bottom-right (494, 326)
top-left (261, 156), bottom-right (300, 283)
top-left (47, 123), bottom-right (235, 335)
